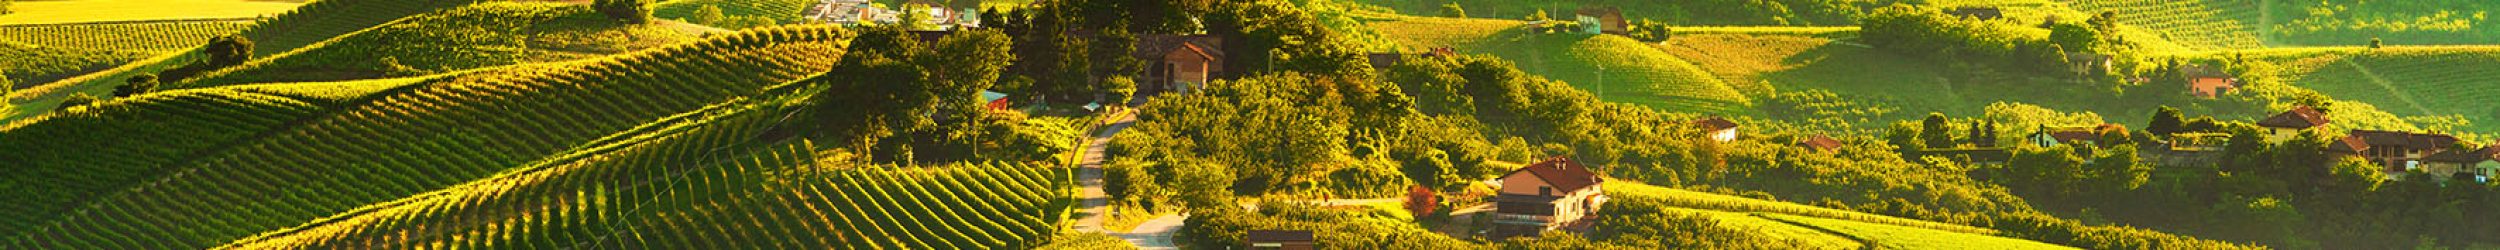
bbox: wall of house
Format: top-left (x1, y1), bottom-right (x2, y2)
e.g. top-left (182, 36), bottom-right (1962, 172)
top-left (2266, 127), bottom-right (2299, 143)
top-left (1710, 129), bottom-right (1738, 142)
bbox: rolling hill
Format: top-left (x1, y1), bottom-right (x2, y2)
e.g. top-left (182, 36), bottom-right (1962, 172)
top-left (0, 20), bottom-right (251, 85)
top-left (1369, 16), bottom-right (1752, 114)
top-left (2231, 46), bottom-right (2500, 134)
top-left (2, 0), bottom-right (502, 122)
top-left (178, 1), bottom-right (709, 87)
top-left (0, 0), bottom-right (302, 25)
top-left (1601, 180), bottom-right (2075, 249)
top-left (0, 24), bottom-right (854, 249)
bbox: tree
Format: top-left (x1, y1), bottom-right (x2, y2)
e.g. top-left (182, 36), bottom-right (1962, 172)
top-left (687, 5), bottom-right (728, 27)
top-left (2147, 106), bottom-right (2184, 136)
top-left (1, 72), bottom-right (11, 111)
top-left (1888, 122), bottom-right (1926, 157)
top-left (1, 0), bottom-right (13, 15)
top-left (899, 3), bottom-right (933, 30)
top-left (1966, 121), bottom-right (1986, 147)
top-left (1440, 2), bottom-right (1465, 18)
top-left (2047, 21), bottom-right (2101, 52)
top-left (593, 0), bottom-right (651, 24)
top-left (1527, 9), bottom-right (1549, 22)
top-left (55, 93), bottom-right (96, 111)
top-left (1405, 185), bottom-right (1439, 216)
top-left (205, 35), bottom-right (254, 68)
top-left (2370, 37), bottom-right (2384, 49)
top-left (1921, 113), bottom-right (1953, 148)
top-left (115, 74), bottom-right (159, 98)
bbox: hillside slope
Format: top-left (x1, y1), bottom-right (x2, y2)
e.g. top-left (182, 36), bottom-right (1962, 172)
top-left (0, 20), bottom-right (251, 85)
top-left (1601, 180), bottom-right (2073, 249)
top-left (180, 2), bottom-right (706, 87)
top-left (1370, 16), bottom-right (1751, 114)
top-left (0, 25), bottom-right (854, 249)
top-left (2236, 47), bottom-right (2500, 134)
top-left (3, 0), bottom-right (501, 122)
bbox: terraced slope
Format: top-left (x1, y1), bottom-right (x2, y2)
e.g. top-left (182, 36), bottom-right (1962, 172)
top-left (0, 78), bottom-right (423, 237)
top-left (1368, 16), bottom-right (1750, 113)
top-left (0, 0), bottom-right (299, 25)
top-left (181, 2), bottom-right (704, 87)
top-left (1763, 214), bottom-right (2079, 249)
top-left (1604, 181), bottom-right (1998, 234)
top-left (0, 20), bottom-right (252, 85)
top-left (1602, 180), bottom-right (2072, 249)
top-left (4, 0), bottom-right (501, 121)
top-left (2241, 47), bottom-right (2500, 134)
top-left (215, 94), bottom-right (1068, 249)
top-left (0, 21), bottom-right (254, 53)
top-left (655, 0), bottom-right (818, 23)
top-left (2055, 0), bottom-right (2267, 50)
top-left (0, 25), bottom-right (855, 249)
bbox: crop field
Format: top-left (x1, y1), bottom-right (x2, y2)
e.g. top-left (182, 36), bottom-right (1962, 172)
top-left (2240, 47), bottom-right (2500, 134)
top-left (181, 2), bottom-right (703, 87)
top-left (1603, 180), bottom-right (1997, 234)
top-left (1367, 15), bottom-right (1752, 113)
top-left (0, 0), bottom-right (302, 25)
top-left (1643, 207), bottom-right (1867, 249)
top-left (1762, 214), bottom-right (2079, 249)
top-left (2054, 0), bottom-right (2267, 50)
top-left (0, 20), bottom-right (252, 53)
top-left (2, 0), bottom-right (502, 122)
top-left (654, 0), bottom-right (818, 23)
top-left (0, 25), bottom-right (855, 248)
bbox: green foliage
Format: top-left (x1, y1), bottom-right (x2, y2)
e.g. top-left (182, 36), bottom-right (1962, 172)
top-left (2371, 37), bottom-right (2384, 48)
top-left (2268, 0), bottom-right (2500, 46)
top-left (1033, 232), bottom-right (1137, 250)
top-left (112, 73), bottom-right (157, 97)
top-left (1439, 2), bottom-right (1464, 18)
top-left (203, 35), bottom-right (254, 68)
top-left (1181, 203), bottom-right (1476, 250)
top-left (651, 0), bottom-right (814, 24)
top-left (1920, 113), bottom-right (1952, 148)
top-left (180, 2), bottom-right (701, 87)
top-left (594, 0), bottom-right (652, 24)
top-left (51, 93), bottom-right (93, 111)
top-left (2147, 106), bottom-right (2184, 136)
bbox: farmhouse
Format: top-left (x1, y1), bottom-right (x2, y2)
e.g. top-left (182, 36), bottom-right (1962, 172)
top-left (2064, 52), bottom-right (2113, 76)
top-left (2180, 64), bottom-right (2239, 99)
top-left (2026, 124), bottom-right (2125, 148)
top-left (1574, 7), bottom-right (1626, 35)
top-left (2255, 106), bottom-right (2329, 143)
top-left (1491, 157), bottom-right (1607, 239)
top-left (2420, 146), bottom-right (2498, 182)
top-left (1695, 117), bottom-right (1741, 142)
top-left (2342, 130), bottom-right (2462, 175)
top-left (1245, 230), bottom-right (1315, 250)
top-left (1134, 34), bottom-right (1226, 95)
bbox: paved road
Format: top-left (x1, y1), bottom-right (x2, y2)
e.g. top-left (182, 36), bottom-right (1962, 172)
top-left (1120, 213), bottom-right (1187, 250)
top-left (1072, 110), bottom-right (1136, 233)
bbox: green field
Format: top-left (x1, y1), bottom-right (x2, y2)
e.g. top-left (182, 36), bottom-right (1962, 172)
top-left (1368, 16), bottom-right (1751, 114)
top-left (180, 1), bottom-right (706, 87)
top-left (2230, 47), bottom-right (2500, 134)
top-left (0, 0), bottom-right (302, 25)
top-left (3, 0), bottom-right (503, 122)
top-left (0, 25), bottom-right (854, 248)
top-left (1763, 214), bottom-right (2079, 249)
top-left (0, 20), bottom-right (249, 85)
top-left (1599, 180), bottom-right (2074, 249)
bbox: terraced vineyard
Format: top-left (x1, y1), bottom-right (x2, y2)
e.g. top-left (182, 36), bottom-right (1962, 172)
top-left (0, 25), bottom-right (855, 249)
top-left (0, 21), bottom-right (253, 53)
top-left (4, 0), bottom-right (501, 121)
top-left (213, 95), bottom-right (1068, 249)
top-left (1603, 180), bottom-right (1998, 234)
top-left (1762, 214), bottom-right (2079, 249)
top-left (2055, 0), bottom-right (2267, 50)
top-left (181, 2), bottom-right (703, 87)
top-left (2251, 47), bottom-right (2500, 133)
top-left (654, 0), bottom-right (819, 23)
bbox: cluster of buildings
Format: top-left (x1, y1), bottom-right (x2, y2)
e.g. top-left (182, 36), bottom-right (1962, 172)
top-left (801, 0), bottom-right (980, 28)
top-left (2260, 106), bottom-right (2500, 181)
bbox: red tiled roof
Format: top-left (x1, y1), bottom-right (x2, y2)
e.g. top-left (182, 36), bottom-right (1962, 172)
top-left (1695, 117), bottom-right (1739, 131)
top-left (2257, 106), bottom-right (2329, 129)
top-left (2327, 135), bottom-right (2371, 153)
top-left (1135, 34), bottom-right (1224, 60)
top-left (1504, 157), bottom-right (1603, 193)
top-left (2348, 130), bottom-right (2460, 150)
top-left (1801, 135), bottom-right (1843, 151)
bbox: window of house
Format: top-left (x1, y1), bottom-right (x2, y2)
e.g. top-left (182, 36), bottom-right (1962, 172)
top-left (1538, 187), bottom-right (1551, 196)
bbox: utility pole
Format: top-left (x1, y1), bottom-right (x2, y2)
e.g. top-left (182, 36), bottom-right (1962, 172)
top-left (1596, 64), bottom-right (1606, 99)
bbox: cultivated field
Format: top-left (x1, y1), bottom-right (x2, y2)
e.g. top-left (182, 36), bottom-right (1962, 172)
top-left (0, 0), bottom-right (302, 25)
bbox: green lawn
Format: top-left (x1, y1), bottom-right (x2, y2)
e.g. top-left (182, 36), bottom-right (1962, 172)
top-left (0, 0), bottom-right (304, 25)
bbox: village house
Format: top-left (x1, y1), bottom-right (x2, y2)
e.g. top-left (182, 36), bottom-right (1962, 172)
top-left (2064, 52), bottom-right (2113, 77)
top-left (1491, 157), bottom-right (1607, 239)
top-left (1134, 34), bottom-right (1226, 95)
top-left (1696, 117), bottom-right (1741, 142)
top-left (2420, 146), bottom-right (2498, 182)
top-left (2342, 130), bottom-right (2462, 175)
top-left (1945, 6), bottom-right (2005, 21)
top-left (1575, 7), bottom-right (1626, 35)
top-left (2256, 106), bottom-right (2329, 143)
top-left (2180, 64), bottom-right (2240, 99)
top-left (2026, 124), bottom-right (2126, 148)
top-left (1245, 230), bottom-right (1315, 250)
top-left (1800, 135), bottom-right (1843, 152)
top-left (803, 0), bottom-right (979, 28)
